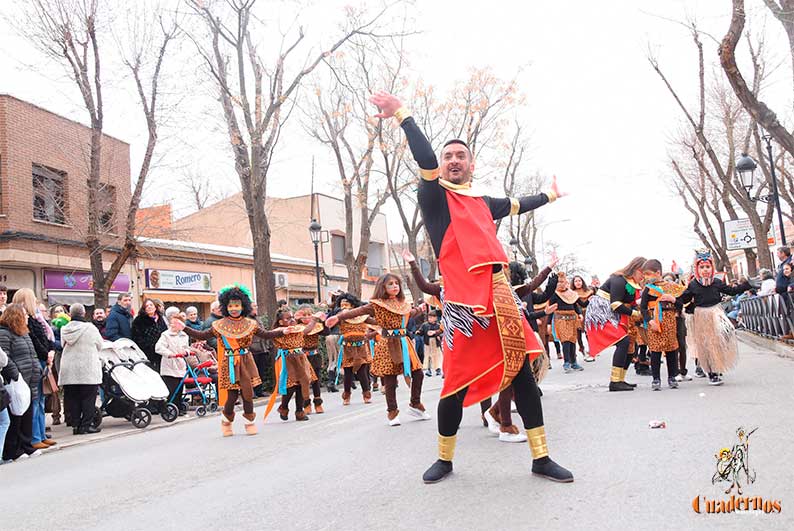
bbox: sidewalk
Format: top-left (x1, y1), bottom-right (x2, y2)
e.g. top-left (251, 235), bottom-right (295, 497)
top-left (39, 395), bottom-right (273, 453)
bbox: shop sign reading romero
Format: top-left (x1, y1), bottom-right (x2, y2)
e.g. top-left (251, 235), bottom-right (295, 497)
top-left (146, 269), bottom-right (212, 291)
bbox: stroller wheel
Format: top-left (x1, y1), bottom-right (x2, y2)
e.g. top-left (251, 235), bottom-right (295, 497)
top-left (209, 402), bottom-right (219, 413)
top-left (196, 405), bottom-right (207, 417)
top-left (131, 407), bottom-right (152, 429)
top-left (91, 407), bottom-right (103, 429)
top-left (161, 403), bottom-right (179, 423)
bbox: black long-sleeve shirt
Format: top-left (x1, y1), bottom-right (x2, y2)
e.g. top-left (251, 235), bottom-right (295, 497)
top-left (402, 117), bottom-right (551, 262)
top-left (601, 274), bottom-right (637, 316)
top-left (677, 279), bottom-right (752, 309)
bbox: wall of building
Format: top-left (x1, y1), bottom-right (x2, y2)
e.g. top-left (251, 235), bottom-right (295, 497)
top-left (0, 95), bottom-right (131, 243)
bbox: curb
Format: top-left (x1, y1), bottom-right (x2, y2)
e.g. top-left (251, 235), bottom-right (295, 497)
top-left (42, 396), bottom-right (272, 453)
top-left (737, 330), bottom-right (794, 361)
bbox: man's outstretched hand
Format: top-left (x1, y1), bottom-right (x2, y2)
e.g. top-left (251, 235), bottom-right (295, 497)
top-left (369, 91), bottom-right (402, 119)
top-left (551, 175), bottom-right (568, 198)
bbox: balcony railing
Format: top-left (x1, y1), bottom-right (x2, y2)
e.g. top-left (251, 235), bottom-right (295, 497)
top-left (739, 293), bottom-right (794, 339)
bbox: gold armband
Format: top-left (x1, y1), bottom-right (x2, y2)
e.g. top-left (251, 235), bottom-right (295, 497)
top-left (393, 107), bottom-right (411, 124)
top-left (545, 189), bottom-right (558, 203)
top-left (419, 168), bottom-right (439, 182)
top-left (509, 197), bottom-right (520, 216)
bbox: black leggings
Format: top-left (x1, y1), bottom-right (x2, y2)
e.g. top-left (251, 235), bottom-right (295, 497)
top-left (676, 317), bottom-right (688, 375)
top-left (280, 385), bottom-right (304, 411)
top-left (562, 342), bottom-right (576, 365)
top-left (438, 358), bottom-right (542, 437)
top-left (650, 351), bottom-right (679, 380)
top-left (344, 365), bottom-right (371, 394)
top-left (577, 329), bottom-right (585, 351)
top-left (612, 336), bottom-right (630, 369)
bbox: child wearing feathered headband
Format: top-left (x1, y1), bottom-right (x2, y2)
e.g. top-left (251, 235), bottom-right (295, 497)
top-left (184, 284), bottom-right (304, 436)
top-left (676, 250), bottom-right (752, 386)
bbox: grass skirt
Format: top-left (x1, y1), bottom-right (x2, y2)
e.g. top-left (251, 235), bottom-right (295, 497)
top-left (686, 306), bottom-right (737, 374)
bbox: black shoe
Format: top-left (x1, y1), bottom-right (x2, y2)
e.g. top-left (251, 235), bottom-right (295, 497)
top-left (531, 456), bottom-right (574, 483)
top-left (624, 380), bottom-right (637, 388)
top-left (423, 459), bottom-right (453, 484)
top-left (73, 427), bottom-right (85, 435)
top-left (609, 381), bottom-right (635, 392)
top-left (695, 367), bottom-right (706, 378)
top-left (85, 426), bottom-right (101, 434)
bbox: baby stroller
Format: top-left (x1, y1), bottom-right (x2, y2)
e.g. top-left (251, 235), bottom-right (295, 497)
top-left (160, 353), bottom-right (219, 420)
top-left (95, 339), bottom-right (173, 429)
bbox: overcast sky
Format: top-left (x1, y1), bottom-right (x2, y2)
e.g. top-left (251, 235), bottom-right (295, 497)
top-left (1, 0), bottom-right (790, 279)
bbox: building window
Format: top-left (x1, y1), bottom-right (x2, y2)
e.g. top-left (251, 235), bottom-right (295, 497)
top-left (97, 183), bottom-right (116, 232)
top-left (367, 241), bottom-right (384, 277)
top-left (32, 164), bottom-right (67, 224)
top-left (331, 234), bottom-right (346, 264)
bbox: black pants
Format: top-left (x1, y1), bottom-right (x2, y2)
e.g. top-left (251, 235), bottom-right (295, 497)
top-left (162, 376), bottom-right (184, 411)
top-left (562, 342), bottom-right (577, 365)
top-left (63, 384), bottom-right (98, 431)
top-left (650, 351), bottom-right (679, 380)
top-left (438, 358), bottom-right (542, 438)
top-left (676, 316), bottom-right (688, 375)
top-left (307, 354), bottom-right (323, 399)
top-left (280, 385), bottom-right (304, 411)
top-left (344, 365), bottom-right (371, 394)
top-left (382, 369), bottom-right (424, 412)
top-left (577, 329), bottom-right (585, 351)
top-left (611, 336), bottom-right (631, 370)
top-left (3, 402), bottom-right (34, 460)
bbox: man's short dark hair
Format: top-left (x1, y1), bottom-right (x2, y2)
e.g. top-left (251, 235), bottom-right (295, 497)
top-left (0, 284), bottom-right (7, 293)
top-left (443, 139), bottom-right (469, 150)
top-left (277, 299), bottom-right (287, 306)
top-left (778, 246), bottom-right (791, 257)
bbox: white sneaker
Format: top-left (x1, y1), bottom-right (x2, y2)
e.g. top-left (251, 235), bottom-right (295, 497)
top-left (483, 410), bottom-right (500, 435)
top-left (388, 414), bottom-right (401, 426)
top-left (28, 449), bottom-right (43, 458)
top-left (677, 373), bottom-right (692, 381)
top-left (584, 355), bottom-right (596, 362)
top-left (499, 430), bottom-right (528, 443)
top-left (408, 406), bottom-right (431, 421)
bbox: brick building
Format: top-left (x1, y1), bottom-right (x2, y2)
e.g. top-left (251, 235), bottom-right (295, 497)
top-left (172, 192), bottom-right (391, 301)
top-left (0, 94), bottom-right (136, 304)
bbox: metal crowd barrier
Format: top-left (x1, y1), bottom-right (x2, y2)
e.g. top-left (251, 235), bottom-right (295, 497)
top-left (739, 293), bottom-right (794, 339)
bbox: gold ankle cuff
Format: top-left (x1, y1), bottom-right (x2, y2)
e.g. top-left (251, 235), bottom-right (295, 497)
top-left (438, 434), bottom-right (456, 461)
top-left (527, 426), bottom-right (549, 459)
top-left (610, 366), bottom-right (622, 382)
top-left (620, 367), bottom-right (628, 381)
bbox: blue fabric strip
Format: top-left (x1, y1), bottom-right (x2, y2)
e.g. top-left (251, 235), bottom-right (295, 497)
top-left (220, 335), bottom-right (236, 385)
top-left (400, 316), bottom-right (411, 377)
top-left (335, 335), bottom-right (344, 385)
top-left (276, 349), bottom-right (289, 395)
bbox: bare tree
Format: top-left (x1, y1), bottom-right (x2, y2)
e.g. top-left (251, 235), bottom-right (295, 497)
top-left (762, 0), bottom-right (794, 96)
top-left (720, 0), bottom-right (794, 158)
top-left (306, 31), bottom-right (410, 297)
top-left (25, 0), bottom-right (177, 307)
top-left (179, 168), bottom-right (218, 211)
top-left (187, 0), bottom-right (397, 317)
top-left (651, 23), bottom-right (774, 275)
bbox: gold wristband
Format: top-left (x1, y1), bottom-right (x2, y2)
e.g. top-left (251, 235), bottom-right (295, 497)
top-left (393, 107), bottom-right (411, 124)
top-left (545, 189), bottom-right (558, 203)
top-left (509, 197), bottom-right (520, 216)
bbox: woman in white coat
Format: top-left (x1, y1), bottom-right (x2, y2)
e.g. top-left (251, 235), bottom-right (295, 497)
top-left (59, 304), bottom-right (103, 435)
top-left (155, 314), bottom-right (189, 415)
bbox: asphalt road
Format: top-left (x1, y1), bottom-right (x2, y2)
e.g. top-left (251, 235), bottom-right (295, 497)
top-left (3, 336), bottom-right (794, 530)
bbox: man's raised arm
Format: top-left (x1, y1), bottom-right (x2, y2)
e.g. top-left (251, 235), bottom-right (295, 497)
top-left (370, 91), bottom-right (437, 179)
top-left (485, 176), bottom-right (563, 220)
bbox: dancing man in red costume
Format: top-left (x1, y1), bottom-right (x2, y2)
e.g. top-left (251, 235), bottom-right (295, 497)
top-left (370, 91), bottom-right (573, 484)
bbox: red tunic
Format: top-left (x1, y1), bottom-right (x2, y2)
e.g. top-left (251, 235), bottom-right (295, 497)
top-left (439, 191), bottom-right (542, 407)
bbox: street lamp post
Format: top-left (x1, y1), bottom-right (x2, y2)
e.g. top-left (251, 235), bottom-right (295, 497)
top-left (509, 237), bottom-right (519, 262)
top-left (309, 219), bottom-right (323, 303)
top-left (736, 147), bottom-right (786, 246)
